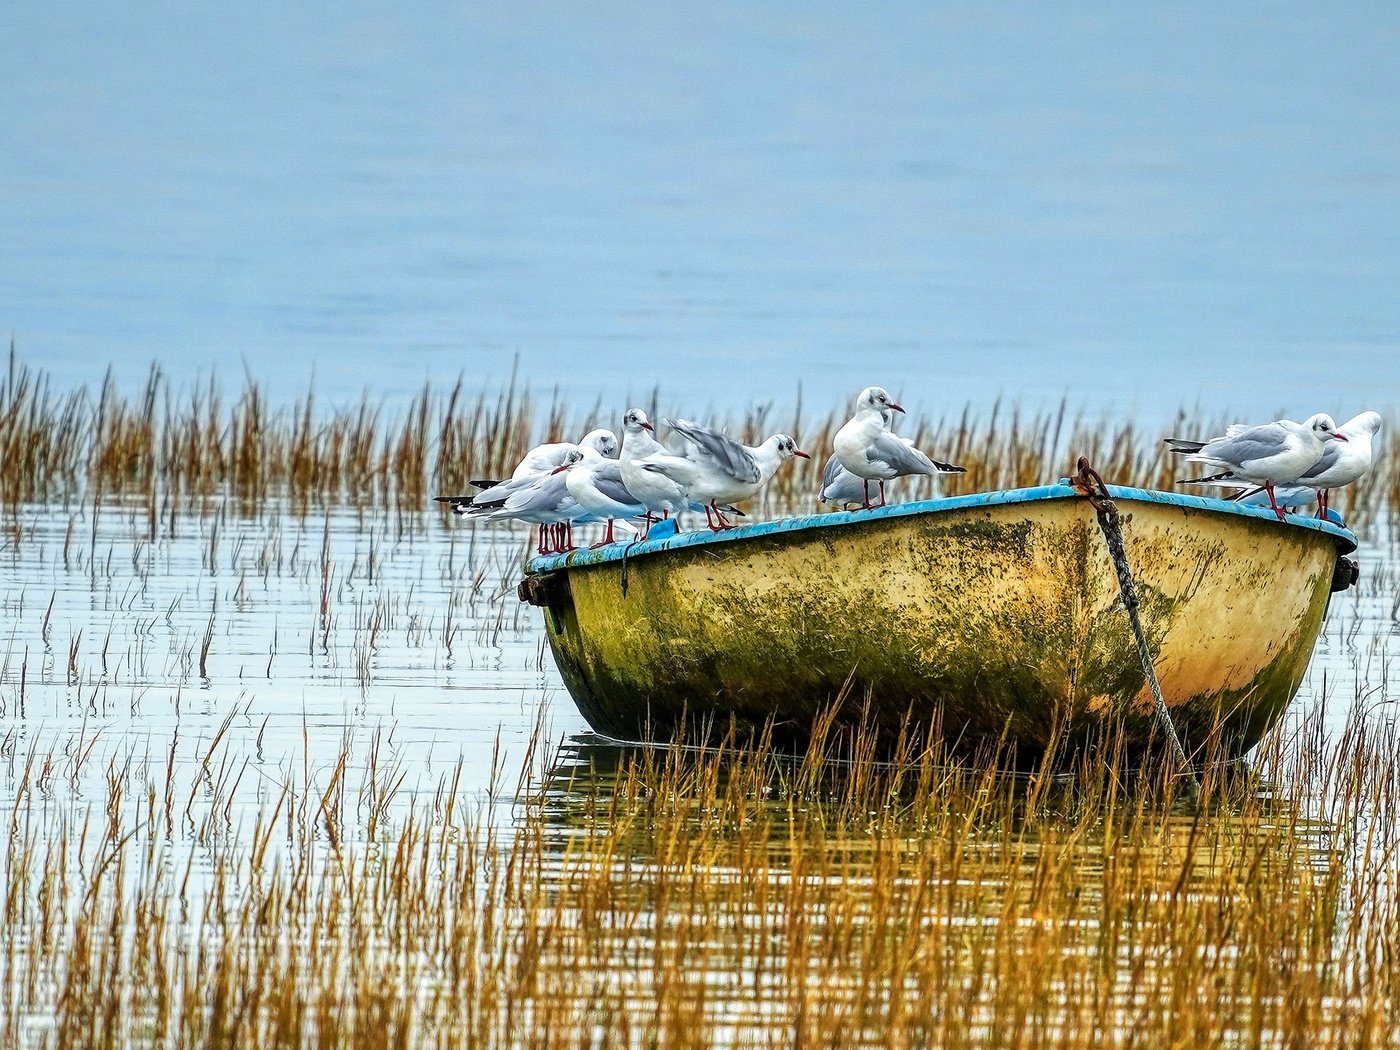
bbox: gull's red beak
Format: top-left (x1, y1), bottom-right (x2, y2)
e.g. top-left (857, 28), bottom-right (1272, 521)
top-left (1334, 432), bottom-right (1349, 442)
top-left (551, 463), bottom-right (571, 474)
top-left (888, 402), bottom-right (906, 414)
top-left (642, 421), bottom-right (655, 432)
top-left (794, 449), bottom-right (811, 460)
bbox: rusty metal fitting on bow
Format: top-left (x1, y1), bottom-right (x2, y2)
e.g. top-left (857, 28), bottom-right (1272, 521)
top-left (1070, 456), bottom-right (1115, 514)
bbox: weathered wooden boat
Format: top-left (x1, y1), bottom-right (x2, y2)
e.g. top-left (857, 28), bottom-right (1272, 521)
top-left (519, 481), bottom-right (1358, 757)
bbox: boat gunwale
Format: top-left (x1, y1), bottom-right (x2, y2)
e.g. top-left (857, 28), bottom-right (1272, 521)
top-left (525, 480), bottom-right (1358, 574)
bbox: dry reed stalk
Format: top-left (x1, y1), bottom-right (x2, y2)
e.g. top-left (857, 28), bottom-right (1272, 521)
top-left (0, 353), bottom-right (1392, 541)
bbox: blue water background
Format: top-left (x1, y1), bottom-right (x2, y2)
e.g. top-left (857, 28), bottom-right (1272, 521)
top-left (2, 2), bottom-right (1397, 420)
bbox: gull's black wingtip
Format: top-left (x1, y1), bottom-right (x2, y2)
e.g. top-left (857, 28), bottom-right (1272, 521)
top-left (434, 495), bottom-right (475, 510)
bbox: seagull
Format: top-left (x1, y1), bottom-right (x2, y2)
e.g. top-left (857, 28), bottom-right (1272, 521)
top-left (831, 386), bottom-right (966, 509)
top-left (564, 446), bottom-right (648, 547)
top-left (819, 408), bottom-right (902, 507)
top-left (618, 408), bottom-right (697, 536)
top-left (1227, 411), bottom-right (1382, 517)
top-left (1166, 413), bottom-right (1346, 521)
top-left (433, 429), bottom-right (620, 513)
top-left (473, 454), bottom-right (587, 555)
top-left (507, 428), bottom-right (618, 480)
top-left (664, 420), bottom-right (810, 530)
top-left (435, 448), bottom-right (593, 554)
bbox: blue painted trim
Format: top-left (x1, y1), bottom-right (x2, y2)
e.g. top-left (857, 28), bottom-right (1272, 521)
top-left (526, 480), bottom-right (1358, 573)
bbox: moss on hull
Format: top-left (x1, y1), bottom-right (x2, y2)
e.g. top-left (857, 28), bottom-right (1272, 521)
top-left (539, 498), bottom-right (1337, 756)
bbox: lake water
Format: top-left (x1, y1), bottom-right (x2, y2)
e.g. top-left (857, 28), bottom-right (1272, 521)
top-left (3, 3), bottom-right (1398, 420)
top-left (0, 497), bottom-right (1393, 839)
top-left (4, 6), bottom-right (1400, 1040)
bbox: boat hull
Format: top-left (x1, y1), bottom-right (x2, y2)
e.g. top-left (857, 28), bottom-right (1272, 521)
top-left (525, 487), bottom-right (1353, 756)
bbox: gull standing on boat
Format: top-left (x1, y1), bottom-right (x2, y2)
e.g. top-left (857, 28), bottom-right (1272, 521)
top-left (665, 420), bottom-right (810, 530)
top-left (819, 408), bottom-right (903, 507)
top-left (1166, 413), bottom-right (1346, 521)
top-left (433, 428), bottom-right (619, 512)
top-left (508, 428), bottom-right (618, 480)
top-left (1229, 411), bottom-right (1382, 517)
top-left (831, 387), bottom-right (965, 509)
top-left (564, 446), bottom-right (648, 547)
top-left (618, 408), bottom-right (697, 536)
top-left (491, 451), bottom-right (591, 554)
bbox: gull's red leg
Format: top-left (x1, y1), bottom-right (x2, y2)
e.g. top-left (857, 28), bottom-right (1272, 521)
top-left (878, 480), bottom-right (887, 506)
top-left (1266, 484), bottom-right (1286, 522)
top-left (861, 480), bottom-right (872, 510)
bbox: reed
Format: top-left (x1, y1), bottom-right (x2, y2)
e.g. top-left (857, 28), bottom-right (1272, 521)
top-left (2, 353), bottom-right (1393, 536)
top-left (1, 695), bottom-right (1397, 1048)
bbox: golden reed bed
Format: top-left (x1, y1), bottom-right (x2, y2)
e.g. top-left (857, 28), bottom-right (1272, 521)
top-left (0, 352), bottom-right (1393, 534)
top-left (5, 707), bottom-right (1400, 1048)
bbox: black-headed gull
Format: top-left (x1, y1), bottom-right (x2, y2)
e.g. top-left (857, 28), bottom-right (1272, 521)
top-left (820, 408), bottom-right (900, 507)
top-left (459, 452), bottom-right (586, 554)
top-left (564, 446), bottom-right (647, 547)
top-left (1226, 411), bottom-right (1382, 516)
top-left (618, 408), bottom-right (696, 536)
top-left (435, 428), bottom-right (619, 513)
top-left (507, 428), bottom-right (618, 480)
top-left (664, 419), bottom-right (809, 530)
top-left (1166, 413), bottom-right (1345, 521)
top-left (831, 386), bottom-right (965, 509)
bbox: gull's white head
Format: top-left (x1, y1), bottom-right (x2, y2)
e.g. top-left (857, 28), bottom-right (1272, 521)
top-left (766, 434), bottom-right (811, 461)
top-left (621, 408), bottom-right (655, 434)
top-left (1305, 413), bottom-right (1347, 442)
top-left (551, 448), bottom-right (588, 474)
top-left (580, 428), bottom-right (619, 458)
top-left (856, 386), bottom-right (904, 416)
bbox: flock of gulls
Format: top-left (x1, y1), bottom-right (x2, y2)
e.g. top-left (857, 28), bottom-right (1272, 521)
top-left (435, 387), bottom-right (1382, 555)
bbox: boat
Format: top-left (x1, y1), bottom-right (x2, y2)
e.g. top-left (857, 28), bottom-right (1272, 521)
top-left (518, 480), bottom-right (1358, 757)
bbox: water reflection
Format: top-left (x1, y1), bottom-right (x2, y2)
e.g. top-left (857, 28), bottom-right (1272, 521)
top-left (514, 735), bottom-right (1351, 1045)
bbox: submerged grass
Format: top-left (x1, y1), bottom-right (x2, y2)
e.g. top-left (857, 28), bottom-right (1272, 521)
top-left (1, 353), bottom-right (1393, 534)
top-left (2, 700), bottom-right (1399, 1047)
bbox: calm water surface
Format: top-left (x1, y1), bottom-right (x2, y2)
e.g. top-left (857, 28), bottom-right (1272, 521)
top-left (3, 3), bottom-right (1398, 418)
top-left (0, 499), bottom-right (1394, 833)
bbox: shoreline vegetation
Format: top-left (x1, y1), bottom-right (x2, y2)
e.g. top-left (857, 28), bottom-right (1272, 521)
top-left (2, 353), bottom-right (1393, 533)
top-left (2, 352), bottom-right (1397, 1046)
top-left (4, 703), bottom-right (1399, 1046)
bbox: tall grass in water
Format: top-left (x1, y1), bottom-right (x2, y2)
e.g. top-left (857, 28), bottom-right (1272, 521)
top-left (3, 701), bottom-right (1399, 1047)
top-left (1, 354), bottom-right (1393, 533)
